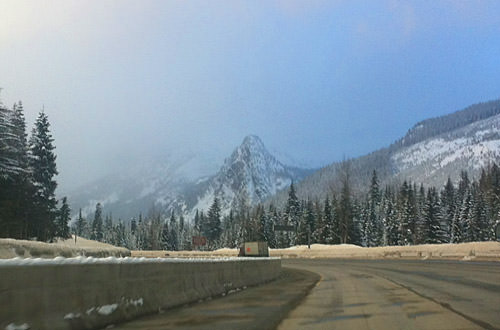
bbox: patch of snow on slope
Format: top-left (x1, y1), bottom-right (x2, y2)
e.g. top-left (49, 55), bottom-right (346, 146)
top-left (393, 136), bottom-right (500, 173)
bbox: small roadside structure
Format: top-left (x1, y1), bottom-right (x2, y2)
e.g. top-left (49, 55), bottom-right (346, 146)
top-left (238, 241), bottom-right (269, 257)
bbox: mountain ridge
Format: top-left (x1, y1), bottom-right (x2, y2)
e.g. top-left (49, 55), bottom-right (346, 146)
top-left (267, 98), bottom-right (500, 207)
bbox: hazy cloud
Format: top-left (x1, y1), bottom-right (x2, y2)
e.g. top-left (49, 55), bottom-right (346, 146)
top-left (1, 1), bottom-right (499, 193)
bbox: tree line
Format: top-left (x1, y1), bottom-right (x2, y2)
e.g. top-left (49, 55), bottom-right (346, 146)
top-left (76, 161), bottom-right (500, 251)
top-left (0, 99), bottom-right (70, 241)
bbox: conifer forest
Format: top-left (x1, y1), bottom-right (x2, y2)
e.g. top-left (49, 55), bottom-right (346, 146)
top-left (73, 165), bottom-right (500, 251)
top-left (0, 100), bottom-right (70, 241)
top-left (1, 97), bottom-right (499, 249)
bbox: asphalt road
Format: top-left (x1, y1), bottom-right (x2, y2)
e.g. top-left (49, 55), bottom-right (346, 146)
top-left (111, 259), bottom-right (500, 330)
top-left (279, 259), bottom-right (500, 330)
top-left (112, 268), bottom-right (319, 330)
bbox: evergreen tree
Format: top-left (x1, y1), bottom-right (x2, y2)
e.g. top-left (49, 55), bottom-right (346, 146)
top-left (364, 170), bottom-right (382, 246)
top-left (55, 197), bottom-right (71, 238)
top-left (0, 101), bottom-right (32, 238)
top-left (199, 210), bottom-right (207, 239)
top-left (397, 181), bottom-right (417, 245)
top-left (29, 111), bottom-right (58, 241)
top-left (178, 214), bottom-right (186, 250)
top-left (103, 213), bottom-right (114, 244)
top-left (415, 183), bottom-right (426, 244)
top-left (297, 199), bottom-right (315, 245)
top-left (161, 220), bottom-right (169, 250)
top-left (423, 187), bottom-right (442, 243)
top-left (338, 161), bottom-right (355, 244)
top-left (285, 182), bottom-right (300, 245)
top-left (265, 204), bottom-right (277, 248)
top-left (193, 209), bottom-right (201, 235)
top-left (91, 203), bottom-right (103, 241)
top-left (329, 195), bottom-right (340, 244)
top-left (10, 102), bottom-right (29, 174)
top-left (221, 210), bottom-right (236, 248)
top-left (75, 208), bottom-right (87, 238)
top-left (207, 197), bottom-right (222, 248)
top-left (0, 101), bottom-right (19, 179)
top-left (274, 210), bottom-right (290, 248)
top-left (317, 196), bottom-right (331, 244)
top-left (168, 211), bottom-right (179, 251)
top-left (115, 220), bottom-right (126, 247)
top-left (455, 190), bottom-right (472, 243)
top-left (469, 183), bottom-right (489, 241)
top-left (440, 178), bottom-right (455, 242)
top-left (130, 218), bottom-right (137, 235)
top-left (382, 187), bottom-right (398, 245)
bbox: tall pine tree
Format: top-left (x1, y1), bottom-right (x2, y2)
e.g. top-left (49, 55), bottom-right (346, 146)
top-left (29, 111), bottom-right (58, 241)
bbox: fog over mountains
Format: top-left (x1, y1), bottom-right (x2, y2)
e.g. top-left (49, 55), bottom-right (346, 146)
top-left (70, 135), bottom-right (313, 220)
top-left (71, 99), bottom-right (500, 220)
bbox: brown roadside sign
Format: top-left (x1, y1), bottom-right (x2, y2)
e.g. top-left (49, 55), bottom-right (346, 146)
top-left (192, 236), bottom-right (207, 246)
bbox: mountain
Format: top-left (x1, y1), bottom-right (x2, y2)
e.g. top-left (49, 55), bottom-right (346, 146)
top-left (269, 99), bottom-right (500, 205)
top-left (187, 135), bottom-right (312, 215)
top-left (69, 135), bottom-right (312, 220)
top-left (71, 99), bottom-right (500, 219)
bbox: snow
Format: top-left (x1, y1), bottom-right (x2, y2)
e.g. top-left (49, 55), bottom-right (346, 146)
top-left (133, 242), bottom-right (500, 261)
top-left (61, 297), bottom-right (144, 322)
top-left (128, 298), bottom-right (143, 307)
top-left (391, 114), bottom-right (500, 187)
top-left (97, 304), bottom-right (118, 316)
top-left (63, 313), bottom-right (81, 320)
top-left (5, 324), bottom-right (29, 330)
top-left (0, 255), bottom-right (278, 267)
top-left (0, 236), bottom-right (130, 259)
top-left (275, 242), bottom-right (500, 260)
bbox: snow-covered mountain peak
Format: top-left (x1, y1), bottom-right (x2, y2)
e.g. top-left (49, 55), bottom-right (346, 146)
top-left (224, 135), bottom-right (282, 172)
top-left (191, 135), bottom-right (311, 216)
top-left (241, 134), bottom-right (266, 150)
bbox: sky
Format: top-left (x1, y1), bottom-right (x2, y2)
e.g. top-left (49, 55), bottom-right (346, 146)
top-left (1, 0), bottom-right (500, 193)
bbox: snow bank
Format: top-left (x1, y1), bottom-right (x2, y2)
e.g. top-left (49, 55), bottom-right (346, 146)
top-left (0, 235), bottom-right (130, 259)
top-left (0, 255), bottom-right (277, 267)
top-left (132, 242), bottom-right (500, 261)
top-left (269, 242), bottom-right (500, 261)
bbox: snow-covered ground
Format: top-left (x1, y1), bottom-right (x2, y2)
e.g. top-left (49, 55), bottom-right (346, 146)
top-left (0, 235), bottom-right (130, 259)
top-left (132, 241), bottom-right (500, 261)
top-left (271, 242), bottom-right (500, 261)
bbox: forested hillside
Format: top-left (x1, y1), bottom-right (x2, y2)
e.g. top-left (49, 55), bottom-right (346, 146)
top-left (269, 99), bottom-right (500, 206)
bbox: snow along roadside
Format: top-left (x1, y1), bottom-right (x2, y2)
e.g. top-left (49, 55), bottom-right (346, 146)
top-left (0, 255), bottom-right (279, 267)
top-left (0, 236), bottom-right (130, 259)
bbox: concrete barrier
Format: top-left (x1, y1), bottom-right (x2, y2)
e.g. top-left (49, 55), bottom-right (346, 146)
top-left (0, 257), bottom-right (281, 330)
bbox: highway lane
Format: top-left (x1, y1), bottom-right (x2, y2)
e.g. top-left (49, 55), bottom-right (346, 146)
top-left (279, 259), bottom-right (500, 330)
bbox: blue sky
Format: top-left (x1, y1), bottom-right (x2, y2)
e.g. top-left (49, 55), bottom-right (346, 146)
top-left (1, 1), bottom-right (500, 191)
